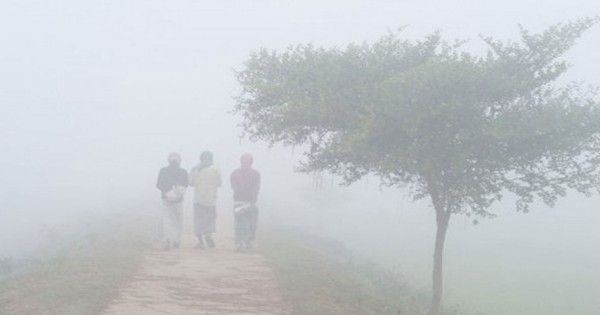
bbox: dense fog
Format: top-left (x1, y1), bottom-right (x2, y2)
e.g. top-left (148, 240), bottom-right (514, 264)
top-left (1, 1), bottom-right (599, 314)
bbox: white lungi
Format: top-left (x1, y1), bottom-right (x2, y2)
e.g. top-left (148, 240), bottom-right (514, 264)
top-left (162, 200), bottom-right (183, 244)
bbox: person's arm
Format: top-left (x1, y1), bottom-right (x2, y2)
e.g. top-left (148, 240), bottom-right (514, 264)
top-left (181, 169), bottom-right (189, 187)
top-left (230, 170), bottom-right (237, 191)
top-left (216, 169), bottom-right (222, 188)
top-left (251, 171), bottom-right (261, 203)
top-left (156, 168), bottom-right (167, 196)
top-left (188, 169), bottom-right (195, 187)
top-left (255, 172), bottom-right (261, 194)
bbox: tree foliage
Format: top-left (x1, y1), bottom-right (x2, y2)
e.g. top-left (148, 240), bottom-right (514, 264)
top-left (235, 18), bottom-right (600, 314)
top-left (235, 19), bottom-right (600, 217)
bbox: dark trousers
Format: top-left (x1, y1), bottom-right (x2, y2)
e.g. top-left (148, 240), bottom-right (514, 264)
top-left (234, 206), bottom-right (258, 244)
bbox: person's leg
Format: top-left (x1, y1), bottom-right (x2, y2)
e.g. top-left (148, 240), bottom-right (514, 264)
top-left (204, 234), bottom-right (215, 248)
top-left (237, 210), bottom-right (254, 251)
top-left (234, 212), bottom-right (244, 251)
top-left (162, 201), bottom-right (177, 250)
top-left (246, 206), bottom-right (259, 247)
top-left (173, 203), bottom-right (183, 248)
top-left (193, 203), bottom-right (205, 249)
top-left (204, 205), bottom-right (217, 248)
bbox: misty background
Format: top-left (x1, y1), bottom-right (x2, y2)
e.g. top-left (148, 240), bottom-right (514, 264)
top-left (1, 1), bottom-right (599, 314)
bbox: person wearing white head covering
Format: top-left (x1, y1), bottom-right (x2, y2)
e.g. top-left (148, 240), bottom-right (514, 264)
top-left (156, 152), bottom-right (188, 250)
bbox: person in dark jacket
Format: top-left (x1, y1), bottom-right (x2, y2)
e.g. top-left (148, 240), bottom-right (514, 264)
top-left (230, 153), bottom-right (261, 251)
top-left (156, 152), bottom-right (188, 250)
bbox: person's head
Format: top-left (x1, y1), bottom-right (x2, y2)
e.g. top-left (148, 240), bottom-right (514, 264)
top-left (200, 151), bottom-right (213, 164)
top-left (240, 153), bottom-right (253, 169)
top-left (168, 152), bottom-right (181, 167)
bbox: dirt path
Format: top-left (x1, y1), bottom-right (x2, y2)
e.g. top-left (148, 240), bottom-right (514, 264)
top-left (102, 220), bottom-right (291, 315)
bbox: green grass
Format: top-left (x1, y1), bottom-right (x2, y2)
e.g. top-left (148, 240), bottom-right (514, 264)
top-left (443, 254), bottom-right (600, 315)
top-left (0, 213), bottom-right (155, 315)
top-left (260, 228), bottom-right (430, 315)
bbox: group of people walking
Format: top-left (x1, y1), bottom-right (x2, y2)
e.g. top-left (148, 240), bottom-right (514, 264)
top-left (156, 151), bottom-right (261, 252)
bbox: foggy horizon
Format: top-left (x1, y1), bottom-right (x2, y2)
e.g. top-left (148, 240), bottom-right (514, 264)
top-left (1, 1), bottom-right (600, 315)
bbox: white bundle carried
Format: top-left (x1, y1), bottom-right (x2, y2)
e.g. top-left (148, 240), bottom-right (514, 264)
top-left (233, 202), bottom-right (254, 214)
top-left (164, 185), bottom-right (186, 203)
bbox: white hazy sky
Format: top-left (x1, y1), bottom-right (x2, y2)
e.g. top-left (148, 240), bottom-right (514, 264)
top-left (1, 0), bottom-right (598, 242)
top-left (2, 0), bottom-right (599, 190)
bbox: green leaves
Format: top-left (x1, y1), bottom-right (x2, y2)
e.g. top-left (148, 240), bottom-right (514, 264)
top-left (234, 19), bottom-right (600, 217)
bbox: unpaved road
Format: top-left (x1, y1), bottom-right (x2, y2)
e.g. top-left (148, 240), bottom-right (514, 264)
top-left (102, 222), bottom-right (291, 315)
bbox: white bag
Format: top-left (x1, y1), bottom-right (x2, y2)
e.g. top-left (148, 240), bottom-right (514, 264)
top-left (233, 202), bottom-right (254, 214)
top-left (165, 186), bottom-right (186, 203)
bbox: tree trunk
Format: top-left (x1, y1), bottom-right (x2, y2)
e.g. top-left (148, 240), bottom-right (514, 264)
top-left (429, 206), bottom-right (451, 315)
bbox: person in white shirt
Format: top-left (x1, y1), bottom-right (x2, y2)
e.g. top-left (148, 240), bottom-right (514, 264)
top-left (189, 151), bottom-right (222, 249)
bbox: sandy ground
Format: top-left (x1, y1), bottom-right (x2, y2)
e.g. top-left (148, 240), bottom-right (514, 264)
top-left (102, 217), bottom-right (291, 315)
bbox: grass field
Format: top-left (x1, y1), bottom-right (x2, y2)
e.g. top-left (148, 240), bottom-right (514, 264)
top-left (0, 212), bottom-right (155, 315)
top-left (259, 228), bottom-right (437, 315)
top-left (264, 190), bottom-right (600, 315)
